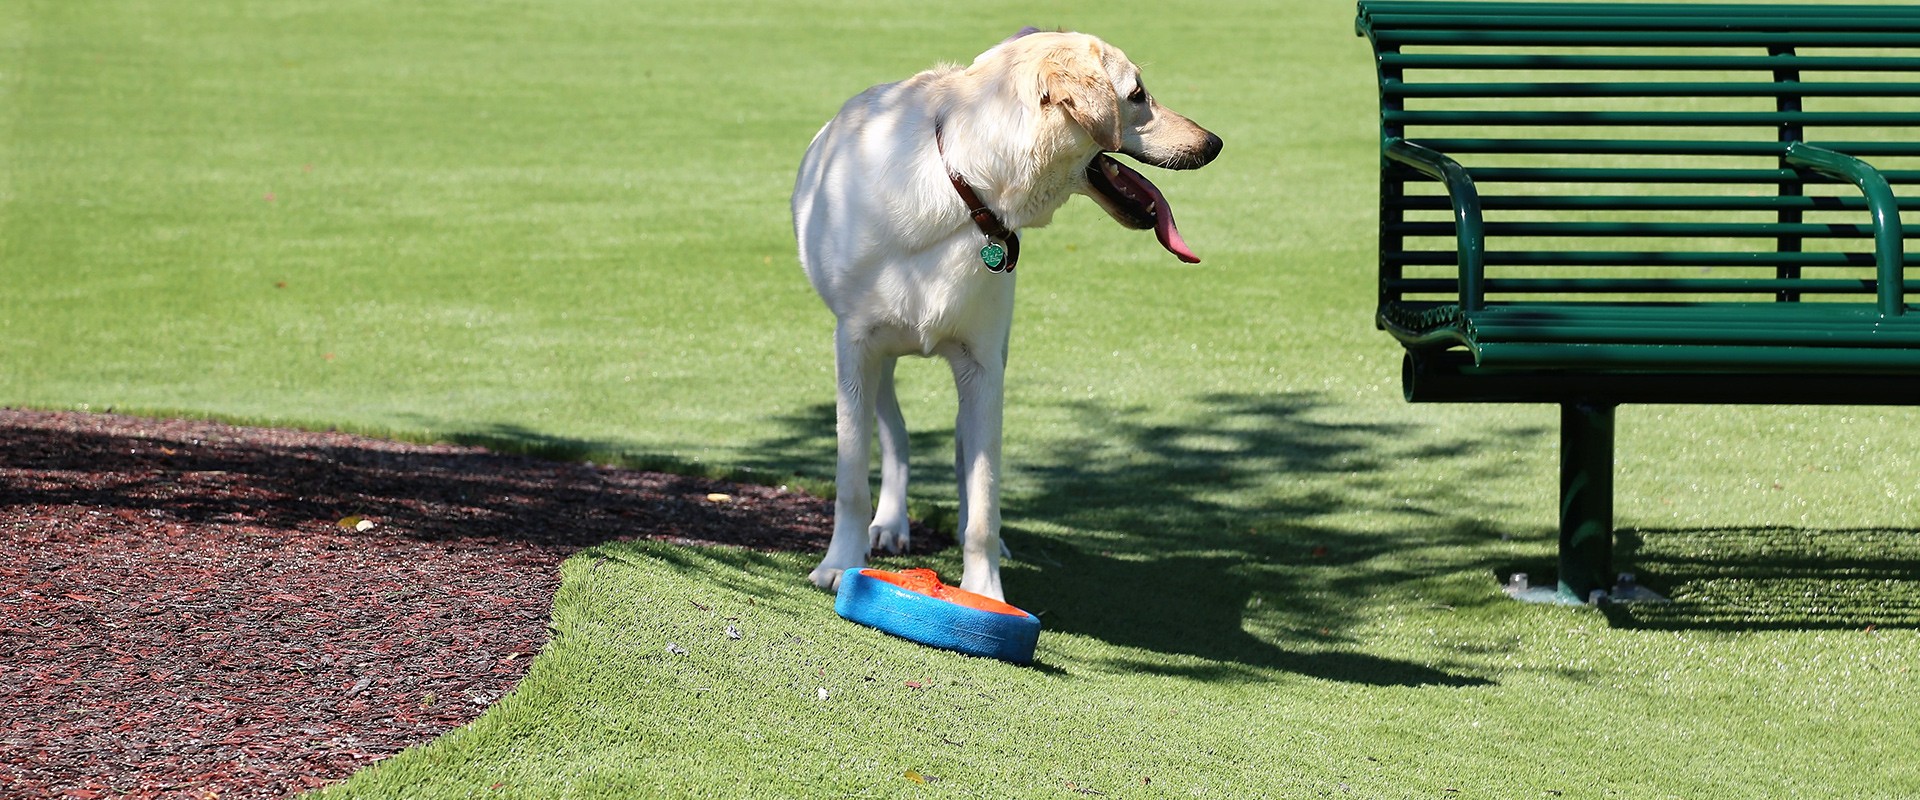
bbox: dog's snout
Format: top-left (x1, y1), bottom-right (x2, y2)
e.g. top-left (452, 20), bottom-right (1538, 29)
top-left (1157, 130), bottom-right (1221, 171)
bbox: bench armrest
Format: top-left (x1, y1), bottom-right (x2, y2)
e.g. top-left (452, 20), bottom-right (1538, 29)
top-left (1784, 142), bottom-right (1908, 318)
top-left (1384, 138), bottom-right (1487, 311)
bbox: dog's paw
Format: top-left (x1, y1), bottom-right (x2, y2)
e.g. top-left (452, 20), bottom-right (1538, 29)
top-left (808, 564), bottom-right (847, 592)
top-left (868, 517), bottom-right (911, 555)
top-left (809, 553), bottom-right (864, 592)
top-left (959, 569), bottom-right (1005, 602)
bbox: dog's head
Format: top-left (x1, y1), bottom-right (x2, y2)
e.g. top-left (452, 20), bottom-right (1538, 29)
top-left (980, 30), bottom-right (1223, 262)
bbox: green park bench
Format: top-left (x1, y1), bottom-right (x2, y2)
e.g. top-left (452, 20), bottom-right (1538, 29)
top-left (1356, 1), bottom-right (1920, 600)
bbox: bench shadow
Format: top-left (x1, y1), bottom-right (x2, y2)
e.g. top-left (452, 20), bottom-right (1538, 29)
top-left (1603, 526), bottom-right (1920, 631)
top-left (1000, 394), bottom-right (1533, 686)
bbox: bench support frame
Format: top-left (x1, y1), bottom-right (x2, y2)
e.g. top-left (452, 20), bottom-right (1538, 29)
top-left (1406, 351), bottom-right (1920, 601)
top-left (1559, 403), bottom-right (1616, 601)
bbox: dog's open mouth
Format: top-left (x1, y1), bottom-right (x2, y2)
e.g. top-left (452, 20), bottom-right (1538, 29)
top-left (1086, 153), bottom-right (1200, 264)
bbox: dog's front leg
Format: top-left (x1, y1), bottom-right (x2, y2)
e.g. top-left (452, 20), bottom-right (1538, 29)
top-left (869, 357), bottom-right (913, 554)
top-left (945, 341), bottom-right (1006, 602)
top-left (811, 326), bottom-right (884, 591)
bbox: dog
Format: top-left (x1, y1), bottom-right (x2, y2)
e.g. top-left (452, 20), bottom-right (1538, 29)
top-left (791, 29), bottom-right (1222, 601)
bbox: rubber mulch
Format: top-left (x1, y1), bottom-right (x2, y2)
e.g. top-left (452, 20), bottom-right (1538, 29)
top-left (0, 409), bottom-right (937, 799)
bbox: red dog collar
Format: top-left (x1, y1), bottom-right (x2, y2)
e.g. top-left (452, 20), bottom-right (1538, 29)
top-left (935, 124), bottom-right (1020, 273)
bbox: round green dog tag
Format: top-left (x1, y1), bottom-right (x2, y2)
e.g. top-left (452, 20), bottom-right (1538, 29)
top-left (980, 240), bottom-right (1008, 272)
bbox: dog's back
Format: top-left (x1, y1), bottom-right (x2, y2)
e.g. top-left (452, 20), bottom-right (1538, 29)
top-left (793, 67), bottom-right (1014, 356)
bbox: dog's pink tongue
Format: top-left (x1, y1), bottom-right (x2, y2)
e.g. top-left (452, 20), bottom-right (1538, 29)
top-left (1108, 157), bottom-right (1200, 264)
top-left (1152, 187), bottom-right (1200, 264)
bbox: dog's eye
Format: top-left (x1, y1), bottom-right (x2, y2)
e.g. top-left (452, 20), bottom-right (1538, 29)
top-left (1128, 85), bottom-right (1147, 104)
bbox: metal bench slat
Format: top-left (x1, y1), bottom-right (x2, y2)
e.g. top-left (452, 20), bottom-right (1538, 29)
top-left (1388, 221), bottom-right (1892, 239)
top-left (1381, 301), bottom-right (1920, 358)
top-left (1361, 2), bottom-right (1920, 21)
top-left (1477, 342), bottom-right (1920, 372)
top-left (1380, 54), bottom-right (1920, 72)
top-left (1391, 250), bottom-right (1889, 267)
top-left (1472, 323), bottom-right (1920, 348)
top-left (1463, 302), bottom-right (1897, 325)
top-left (1466, 301), bottom-right (1874, 314)
top-left (1432, 167), bottom-right (1920, 185)
top-left (1366, 12), bottom-right (1920, 33)
top-left (1382, 300), bottom-right (1903, 333)
top-left (1469, 306), bottom-right (1920, 345)
top-left (1387, 277), bottom-right (1880, 295)
top-left (1372, 29), bottom-right (1920, 48)
top-left (1383, 304), bottom-right (1920, 364)
top-left (1386, 81), bottom-right (1920, 100)
top-left (1405, 140), bottom-right (1920, 158)
top-left (1397, 195), bottom-right (1920, 213)
top-left (1388, 110), bottom-right (1920, 128)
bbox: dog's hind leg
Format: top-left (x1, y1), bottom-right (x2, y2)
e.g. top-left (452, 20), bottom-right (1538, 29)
top-left (943, 339), bottom-right (1006, 602)
top-left (811, 325), bottom-right (885, 591)
top-left (870, 357), bottom-right (912, 554)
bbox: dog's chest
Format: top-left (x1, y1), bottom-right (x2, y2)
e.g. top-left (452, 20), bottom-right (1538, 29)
top-left (865, 247), bottom-right (1015, 355)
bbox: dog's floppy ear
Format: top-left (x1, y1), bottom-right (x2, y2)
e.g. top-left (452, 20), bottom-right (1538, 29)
top-left (1038, 42), bottom-right (1121, 152)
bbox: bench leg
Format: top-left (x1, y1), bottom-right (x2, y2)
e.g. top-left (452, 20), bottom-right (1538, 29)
top-left (1558, 403), bottom-right (1615, 601)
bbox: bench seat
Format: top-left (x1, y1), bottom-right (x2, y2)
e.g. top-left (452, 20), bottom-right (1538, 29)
top-left (1385, 302), bottom-right (1920, 370)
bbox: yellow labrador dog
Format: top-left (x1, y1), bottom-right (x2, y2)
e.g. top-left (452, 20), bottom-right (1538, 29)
top-left (791, 29), bottom-right (1222, 600)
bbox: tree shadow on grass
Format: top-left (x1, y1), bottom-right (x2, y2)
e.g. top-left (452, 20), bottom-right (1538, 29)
top-left (723, 391), bottom-right (1550, 686)
top-left (414, 393), bottom-right (1920, 667)
top-left (0, 410), bottom-right (950, 558)
top-left (1603, 526), bottom-right (1920, 631)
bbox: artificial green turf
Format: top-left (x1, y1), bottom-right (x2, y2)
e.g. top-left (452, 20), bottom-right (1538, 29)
top-left (6, 0), bottom-right (1920, 797)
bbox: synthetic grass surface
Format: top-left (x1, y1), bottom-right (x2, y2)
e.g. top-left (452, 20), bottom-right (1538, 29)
top-left (5, 0), bottom-right (1919, 797)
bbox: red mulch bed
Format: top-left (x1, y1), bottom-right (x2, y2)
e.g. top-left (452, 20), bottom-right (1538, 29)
top-left (0, 409), bottom-right (940, 800)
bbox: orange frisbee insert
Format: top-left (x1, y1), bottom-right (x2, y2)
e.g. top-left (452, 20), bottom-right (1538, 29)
top-left (834, 568), bottom-right (1040, 664)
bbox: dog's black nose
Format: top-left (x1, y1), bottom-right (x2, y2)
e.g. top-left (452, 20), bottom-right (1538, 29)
top-left (1199, 131), bottom-right (1224, 165)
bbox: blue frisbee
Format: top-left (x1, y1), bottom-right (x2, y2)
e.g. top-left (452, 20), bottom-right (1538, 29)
top-left (834, 568), bottom-right (1040, 664)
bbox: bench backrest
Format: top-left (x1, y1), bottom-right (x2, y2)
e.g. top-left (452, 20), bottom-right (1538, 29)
top-left (1357, 1), bottom-right (1920, 316)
